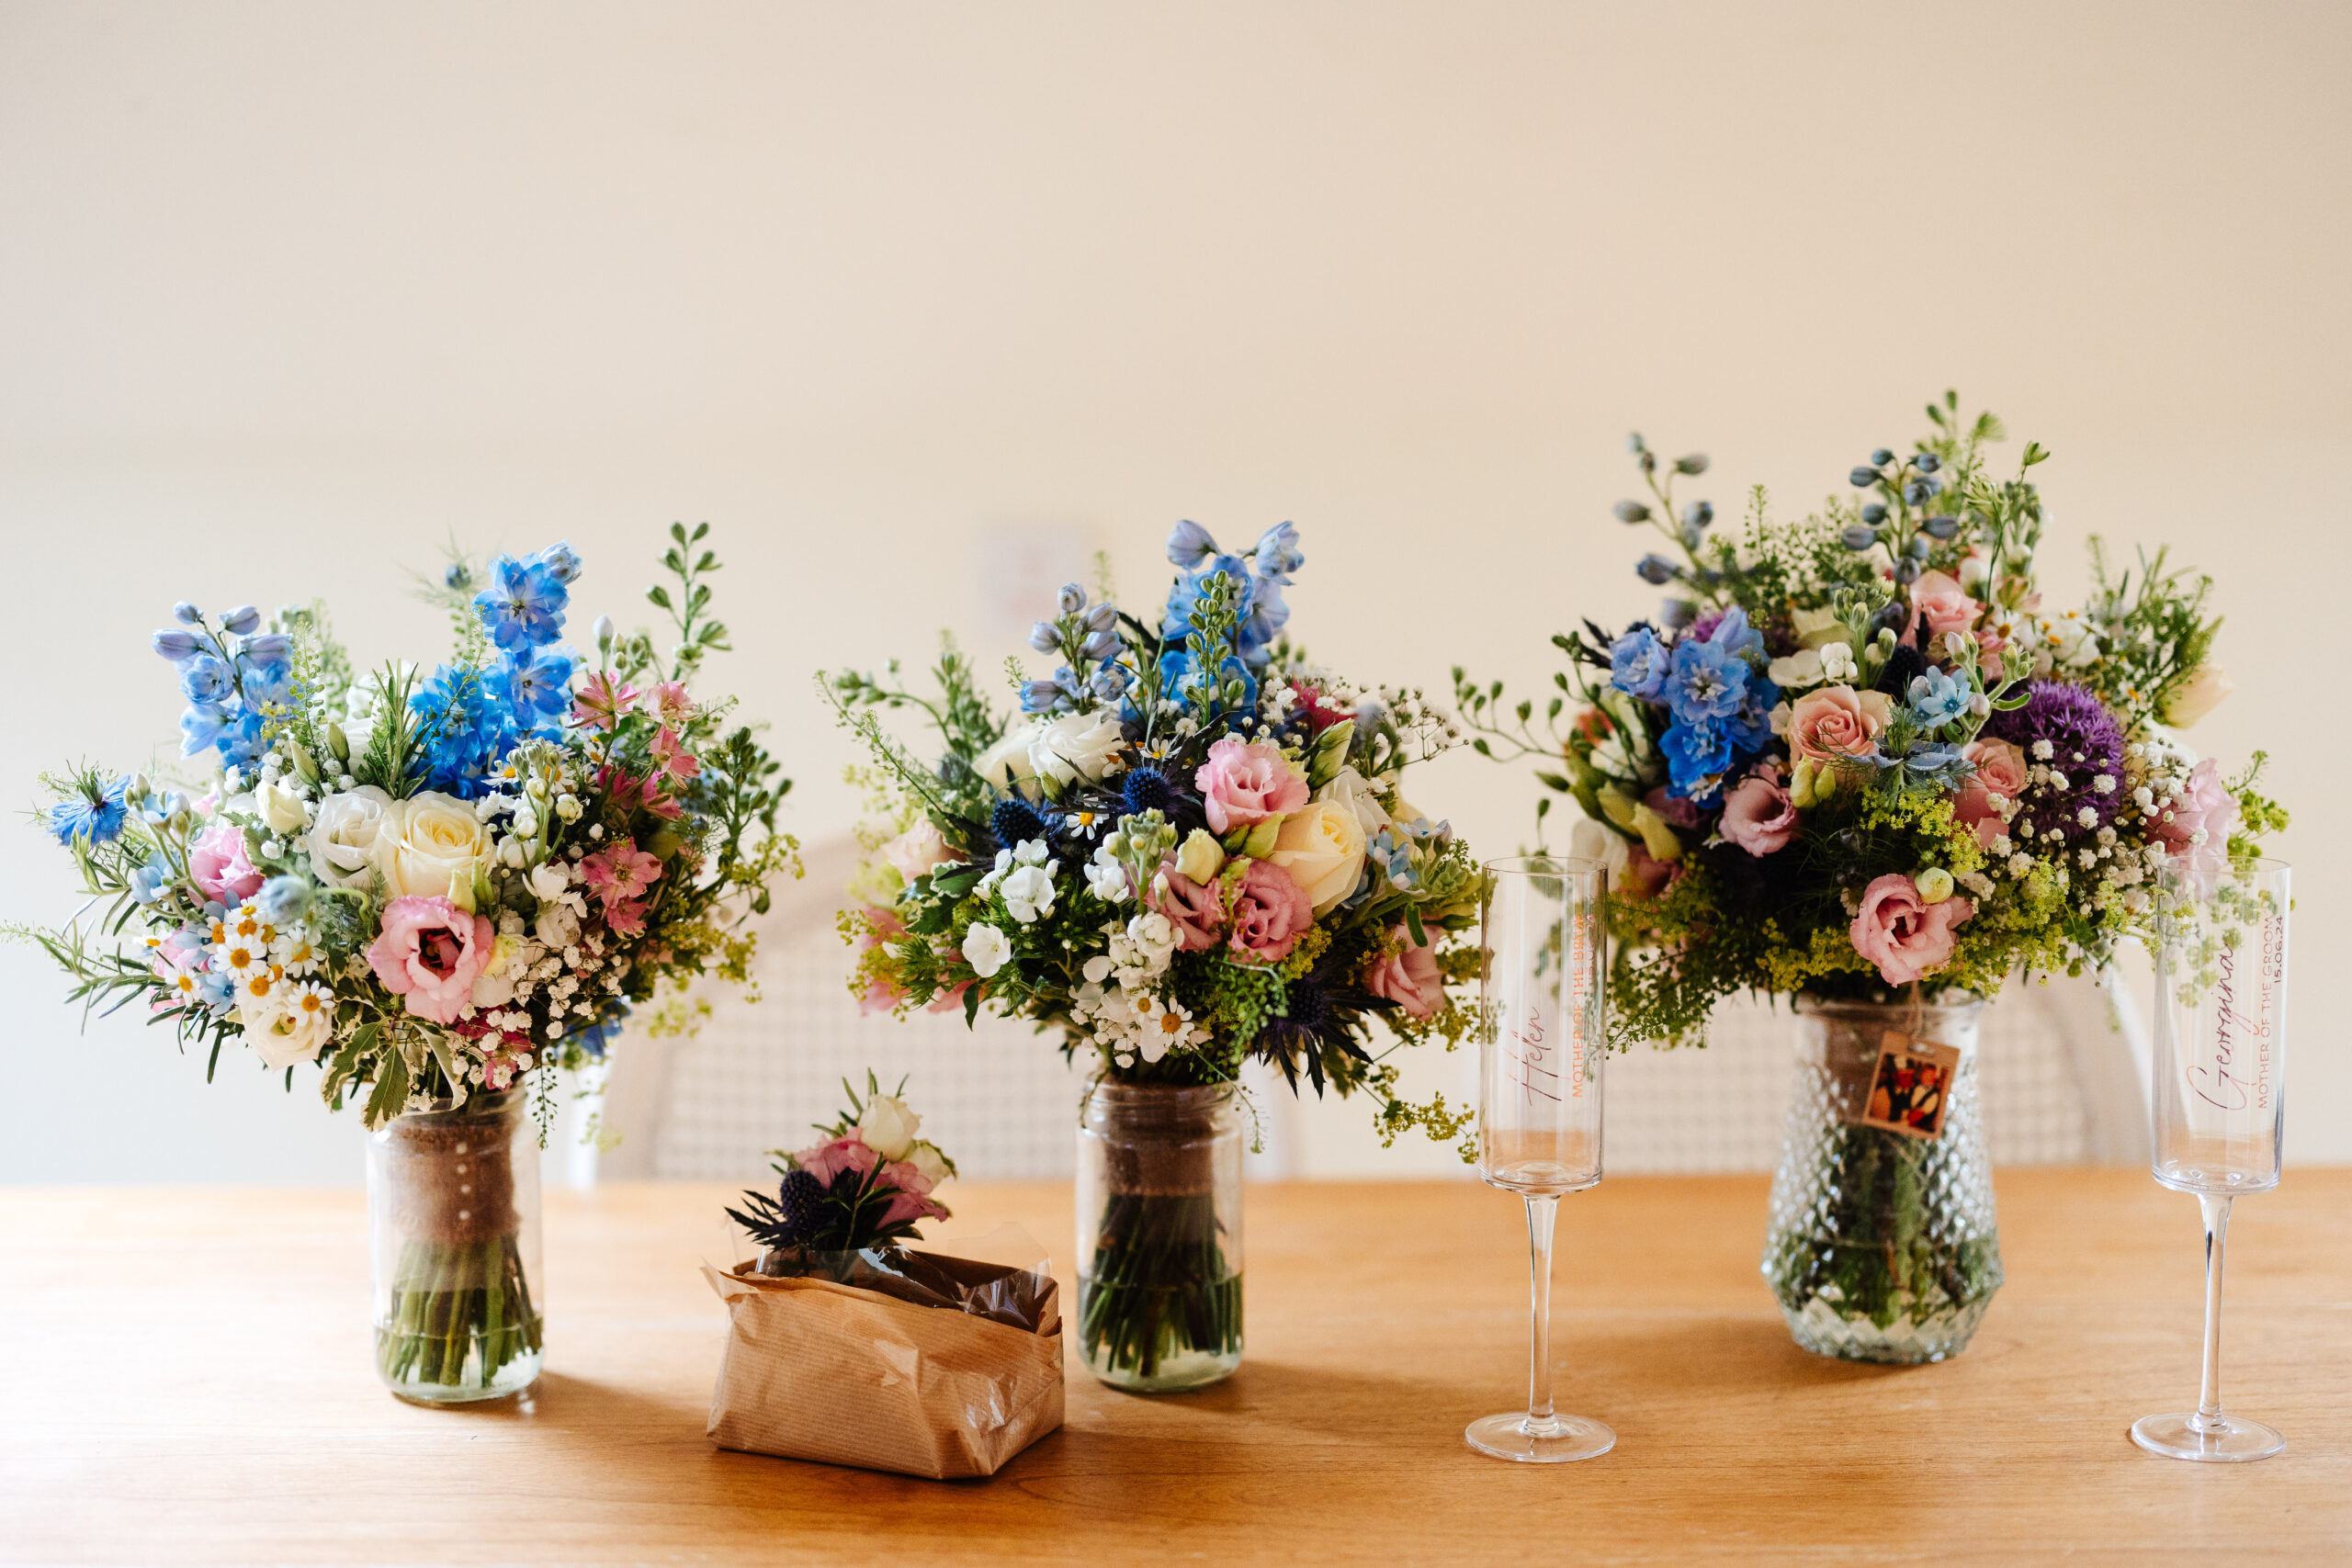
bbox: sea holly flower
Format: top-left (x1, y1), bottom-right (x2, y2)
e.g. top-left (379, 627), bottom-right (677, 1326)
top-left (473, 555), bottom-right (570, 650)
top-left (571, 671), bottom-right (640, 731)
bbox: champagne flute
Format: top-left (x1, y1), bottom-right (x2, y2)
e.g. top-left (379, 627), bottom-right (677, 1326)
top-left (1467, 856), bottom-right (1614, 1464)
top-left (2132, 857), bottom-right (2290, 1462)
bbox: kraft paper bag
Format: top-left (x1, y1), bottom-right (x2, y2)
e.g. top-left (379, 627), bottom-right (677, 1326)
top-left (704, 1242), bottom-right (1064, 1480)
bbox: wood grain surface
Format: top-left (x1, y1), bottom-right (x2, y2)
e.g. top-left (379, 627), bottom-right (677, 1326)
top-left (5, 1170), bottom-right (2347, 1565)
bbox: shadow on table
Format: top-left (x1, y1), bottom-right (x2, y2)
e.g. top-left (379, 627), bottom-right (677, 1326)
top-left (407, 1371), bottom-right (711, 1434)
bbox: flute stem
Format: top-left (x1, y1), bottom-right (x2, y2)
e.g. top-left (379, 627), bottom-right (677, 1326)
top-left (1524, 1194), bottom-right (1561, 1435)
top-left (2194, 1191), bottom-right (2233, 1430)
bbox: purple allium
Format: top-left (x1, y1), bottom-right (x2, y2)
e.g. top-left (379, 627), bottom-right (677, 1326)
top-left (1983, 680), bottom-right (2127, 848)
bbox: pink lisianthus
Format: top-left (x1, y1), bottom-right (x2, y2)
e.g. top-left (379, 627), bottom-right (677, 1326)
top-left (880, 1157), bottom-right (937, 1198)
top-left (651, 680), bottom-right (695, 727)
top-left (189, 820), bottom-right (265, 905)
top-left (1156, 864), bottom-right (1227, 951)
top-left (797, 1135), bottom-right (881, 1187)
top-left (1193, 737), bottom-right (1309, 833)
top-left (1363, 924), bottom-right (1445, 1021)
top-left (571, 671), bottom-right (640, 731)
top-left (1720, 765), bottom-right (1798, 856)
top-left (1953, 738), bottom-right (2028, 848)
top-left (879, 1190), bottom-right (952, 1228)
top-left (582, 840), bottom-right (663, 910)
top-left (1849, 874), bottom-right (1973, 987)
top-left (2151, 757), bottom-right (2239, 894)
top-left (366, 896), bottom-right (496, 1024)
top-left (1905, 570), bottom-right (1983, 643)
top-left (1641, 785), bottom-right (1701, 830)
top-left (1787, 685), bottom-right (1893, 765)
top-left (1228, 858), bottom-right (1314, 964)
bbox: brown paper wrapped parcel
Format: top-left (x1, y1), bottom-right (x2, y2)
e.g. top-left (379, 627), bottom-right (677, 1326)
top-left (704, 1237), bottom-right (1064, 1479)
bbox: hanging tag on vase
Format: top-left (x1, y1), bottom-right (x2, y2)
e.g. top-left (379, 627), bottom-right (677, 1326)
top-left (1852, 1031), bottom-right (1962, 1140)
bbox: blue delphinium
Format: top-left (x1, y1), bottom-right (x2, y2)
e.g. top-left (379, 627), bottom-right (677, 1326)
top-left (1159, 521), bottom-right (1300, 671)
top-left (1662, 720), bottom-right (1734, 794)
top-left (1666, 636), bottom-right (1748, 722)
top-left (412, 664), bottom-right (516, 797)
top-left (473, 554), bottom-right (570, 651)
top-left (48, 776), bottom-right (131, 846)
top-left (1608, 627), bottom-right (1670, 700)
top-left (494, 643), bottom-right (576, 724)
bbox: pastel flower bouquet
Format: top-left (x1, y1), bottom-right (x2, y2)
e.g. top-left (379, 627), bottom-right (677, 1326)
top-left (826, 522), bottom-right (1481, 1388)
top-left (1460, 394), bottom-right (2287, 1359)
top-left (30, 524), bottom-right (797, 1399)
top-left (707, 1077), bottom-right (1064, 1480)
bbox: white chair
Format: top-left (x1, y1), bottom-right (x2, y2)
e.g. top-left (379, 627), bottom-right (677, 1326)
top-left (599, 837), bottom-right (1085, 1183)
top-left (1600, 973), bottom-right (2151, 1174)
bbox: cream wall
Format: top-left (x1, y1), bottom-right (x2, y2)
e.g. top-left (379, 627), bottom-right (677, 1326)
top-left (1, 1), bottom-right (2342, 1182)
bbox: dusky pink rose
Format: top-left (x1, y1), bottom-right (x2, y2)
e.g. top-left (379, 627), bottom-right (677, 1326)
top-left (1954, 739), bottom-right (2028, 848)
top-left (1621, 840), bottom-right (1676, 900)
top-left (1193, 737), bottom-right (1308, 834)
top-left (1849, 874), bottom-right (1973, 987)
top-left (1641, 785), bottom-right (1701, 829)
top-left (1228, 858), bottom-right (1314, 964)
top-left (878, 1188), bottom-right (952, 1228)
top-left (879, 1157), bottom-right (937, 1198)
top-left (1720, 766), bottom-right (1798, 856)
top-left (190, 819), bottom-right (265, 906)
top-left (797, 1135), bottom-right (881, 1187)
top-left (1788, 685), bottom-right (1893, 765)
top-left (1363, 924), bottom-right (1445, 1020)
top-left (365, 896), bottom-right (495, 1025)
top-left (2151, 757), bottom-right (2238, 893)
top-left (1156, 863), bottom-right (1227, 951)
top-left (882, 821), bottom-right (957, 884)
top-left (1905, 570), bottom-right (1983, 642)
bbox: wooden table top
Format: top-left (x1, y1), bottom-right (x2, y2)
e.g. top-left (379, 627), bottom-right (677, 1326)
top-left (6, 1170), bottom-right (2348, 1565)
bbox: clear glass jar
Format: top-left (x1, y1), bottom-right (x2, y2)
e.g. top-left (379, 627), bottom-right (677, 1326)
top-left (367, 1088), bottom-right (545, 1404)
top-left (1075, 1078), bottom-right (1243, 1393)
top-left (1761, 996), bottom-right (2003, 1363)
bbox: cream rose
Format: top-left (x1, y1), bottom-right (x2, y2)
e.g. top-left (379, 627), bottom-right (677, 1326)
top-left (306, 785), bottom-right (397, 889)
top-left (974, 721), bottom-right (1043, 795)
top-left (1317, 766), bottom-right (1394, 841)
top-left (856, 1094), bottom-right (922, 1161)
top-left (373, 791), bottom-right (492, 912)
top-left (1267, 799), bottom-right (1368, 916)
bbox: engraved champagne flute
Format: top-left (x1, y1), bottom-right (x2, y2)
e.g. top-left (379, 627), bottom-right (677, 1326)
top-left (1467, 855), bottom-right (1614, 1463)
top-left (2132, 857), bottom-right (2290, 1462)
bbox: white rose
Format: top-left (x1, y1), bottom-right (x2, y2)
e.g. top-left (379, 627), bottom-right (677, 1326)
top-left (906, 1141), bottom-right (952, 1187)
top-left (1267, 799), bottom-right (1368, 916)
top-left (374, 791), bottom-right (492, 911)
top-left (306, 785), bottom-right (397, 889)
top-left (962, 922), bottom-right (1012, 978)
top-left (256, 778), bottom-right (310, 835)
top-left (1767, 649), bottom-right (1826, 690)
top-left (1001, 863), bottom-right (1056, 924)
top-left (856, 1093), bottom-right (922, 1161)
top-left (1029, 708), bottom-right (1127, 786)
top-left (1315, 766), bottom-right (1394, 842)
top-left (535, 899), bottom-right (582, 950)
top-left (974, 722), bottom-right (1043, 795)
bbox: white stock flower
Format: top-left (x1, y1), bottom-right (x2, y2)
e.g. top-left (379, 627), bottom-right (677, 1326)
top-left (535, 898), bottom-right (582, 950)
top-left (1820, 642), bottom-right (1860, 682)
top-left (1029, 708), bottom-right (1127, 786)
top-left (526, 861), bottom-right (571, 902)
top-left (962, 922), bottom-right (1012, 978)
top-left (1001, 863), bottom-right (1057, 924)
top-left (1084, 845), bottom-right (1131, 902)
top-left (306, 785), bottom-right (397, 889)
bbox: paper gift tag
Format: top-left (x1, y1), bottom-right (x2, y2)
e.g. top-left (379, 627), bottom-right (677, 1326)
top-left (1855, 1030), bottom-right (1962, 1141)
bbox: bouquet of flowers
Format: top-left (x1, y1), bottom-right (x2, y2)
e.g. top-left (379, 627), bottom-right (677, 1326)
top-left (826, 521), bottom-right (1481, 1384)
top-left (729, 1073), bottom-right (956, 1266)
top-left (1459, 394), bottom-right (2287, 1351)
top-left (30, 524), bottom-right (796, 1395)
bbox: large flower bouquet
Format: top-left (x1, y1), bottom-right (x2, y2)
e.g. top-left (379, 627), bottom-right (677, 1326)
top-left (827, 522), bottom-right (1481, 1382)
top-left (1459, 395), bottom-right (2286, 1342)
top-left (31, 525), bottom-right (795, 1393)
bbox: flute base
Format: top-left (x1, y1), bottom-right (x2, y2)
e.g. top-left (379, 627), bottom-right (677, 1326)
top-left (2130, 1412), bottom-right (2283, 1462)
top-left (1464, 1412), bottom-right (1614, 1463)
